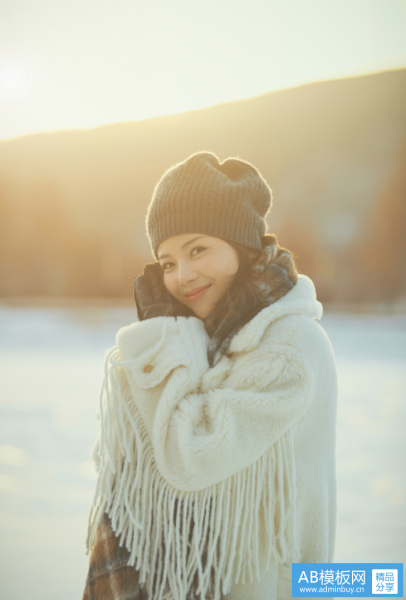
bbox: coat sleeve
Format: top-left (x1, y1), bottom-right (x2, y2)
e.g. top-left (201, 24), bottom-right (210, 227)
top-left (117, 315), bottom-right (316, 492)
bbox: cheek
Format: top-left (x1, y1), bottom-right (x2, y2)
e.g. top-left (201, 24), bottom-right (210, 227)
top-left (163, 274), bottom-right (180, 300)
top-left (213, 251), bottom-right (239, 280)
top-left (163, 274), bottom-right (173, 293)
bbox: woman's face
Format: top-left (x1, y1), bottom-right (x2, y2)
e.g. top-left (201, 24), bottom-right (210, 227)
top-left (157, 233), bottom-right (239, 319)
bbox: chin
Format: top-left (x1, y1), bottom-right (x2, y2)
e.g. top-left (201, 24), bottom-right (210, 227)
top-left (183, 303), bottom-right (206, 320)
top-left (189, 307), bottom-right (205, 320)
top-left (196, 305), bottom-right (213, 320)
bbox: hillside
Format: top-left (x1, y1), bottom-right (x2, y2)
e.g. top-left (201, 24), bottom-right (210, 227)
top-left (0, 68), bottom-right (405, 302)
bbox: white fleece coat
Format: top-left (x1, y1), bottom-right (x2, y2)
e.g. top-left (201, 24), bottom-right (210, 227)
top-left (86, 273), bottom-right (338, 600)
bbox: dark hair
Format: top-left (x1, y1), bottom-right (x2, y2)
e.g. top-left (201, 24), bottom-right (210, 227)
top-left (204, 234), bottom-right (298, 366)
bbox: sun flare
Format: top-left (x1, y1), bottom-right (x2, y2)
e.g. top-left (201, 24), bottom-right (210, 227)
top-left (0, 61), bottom-right (31, 102)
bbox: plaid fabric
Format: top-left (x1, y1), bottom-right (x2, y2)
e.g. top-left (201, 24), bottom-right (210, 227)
top-left (82, 513), bottom-right (148, 600)
top-left (82, 511), bottom-right (219, 600)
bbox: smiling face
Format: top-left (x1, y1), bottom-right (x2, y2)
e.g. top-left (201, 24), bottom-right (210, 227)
top-left (157, 233), bottom-right (240, 320)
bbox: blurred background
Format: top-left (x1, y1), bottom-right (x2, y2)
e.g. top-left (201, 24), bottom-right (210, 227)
top-left (0, 0), bottom-right (405, 599)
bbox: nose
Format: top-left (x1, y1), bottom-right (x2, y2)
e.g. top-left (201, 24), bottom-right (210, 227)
top-left (177, 260), bottom-right (197, 287)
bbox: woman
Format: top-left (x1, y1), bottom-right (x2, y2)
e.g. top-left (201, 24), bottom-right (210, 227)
top-left (82, 151), bottom-right (338, 600)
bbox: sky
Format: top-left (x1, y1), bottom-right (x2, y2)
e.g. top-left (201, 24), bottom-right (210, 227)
top-left (1, 0), bottom-right (406, 141)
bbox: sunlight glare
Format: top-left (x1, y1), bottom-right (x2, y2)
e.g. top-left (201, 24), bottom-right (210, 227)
top-left (0, 60), bottom-right (32, 102)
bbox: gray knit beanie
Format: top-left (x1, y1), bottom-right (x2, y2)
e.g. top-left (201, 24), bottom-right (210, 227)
top-left (146, 151), bottom-right (273, 259)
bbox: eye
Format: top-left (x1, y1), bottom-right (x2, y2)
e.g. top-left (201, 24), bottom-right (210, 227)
top-left (161, 261), bottom-right (174, 272)
top-left (160, 246), bottom-right (207, 271)
top-left (191, 245), bottom-right (207, 256)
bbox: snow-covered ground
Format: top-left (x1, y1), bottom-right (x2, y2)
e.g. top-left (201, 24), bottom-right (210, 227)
top-left (0, 305), bottom-right (405, 600)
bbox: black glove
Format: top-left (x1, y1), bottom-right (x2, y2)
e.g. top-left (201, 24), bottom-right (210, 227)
top-left (134, 262), bottom-right (195, 321)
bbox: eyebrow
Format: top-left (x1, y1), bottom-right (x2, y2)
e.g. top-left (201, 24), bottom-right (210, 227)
top-left (158, 235), bottom-right (208, 260)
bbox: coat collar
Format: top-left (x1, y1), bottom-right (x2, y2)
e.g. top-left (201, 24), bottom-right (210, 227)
top-left (228, 274), bottom-right (323, 353)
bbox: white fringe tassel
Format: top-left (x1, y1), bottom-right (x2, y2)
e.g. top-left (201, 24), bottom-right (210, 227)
top-left (86, 347), bottom-right (301, 600)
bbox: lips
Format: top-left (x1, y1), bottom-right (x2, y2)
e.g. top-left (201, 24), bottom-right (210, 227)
top-left (185, 285), bottom-right (211, 301)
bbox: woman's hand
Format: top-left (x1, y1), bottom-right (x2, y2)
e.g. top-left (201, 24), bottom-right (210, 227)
top-left (134, 262), bottom-right (195, 321)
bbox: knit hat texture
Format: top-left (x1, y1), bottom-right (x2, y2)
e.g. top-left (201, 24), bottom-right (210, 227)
top-left (146, 151), bottom-right (273, 259)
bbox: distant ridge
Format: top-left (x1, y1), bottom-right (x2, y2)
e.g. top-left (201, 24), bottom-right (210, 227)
top-left (0, 68), bottom-right (405, 301)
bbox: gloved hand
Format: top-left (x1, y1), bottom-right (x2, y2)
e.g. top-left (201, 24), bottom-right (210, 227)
top-left (134, 262), bottom-right (195, 321)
